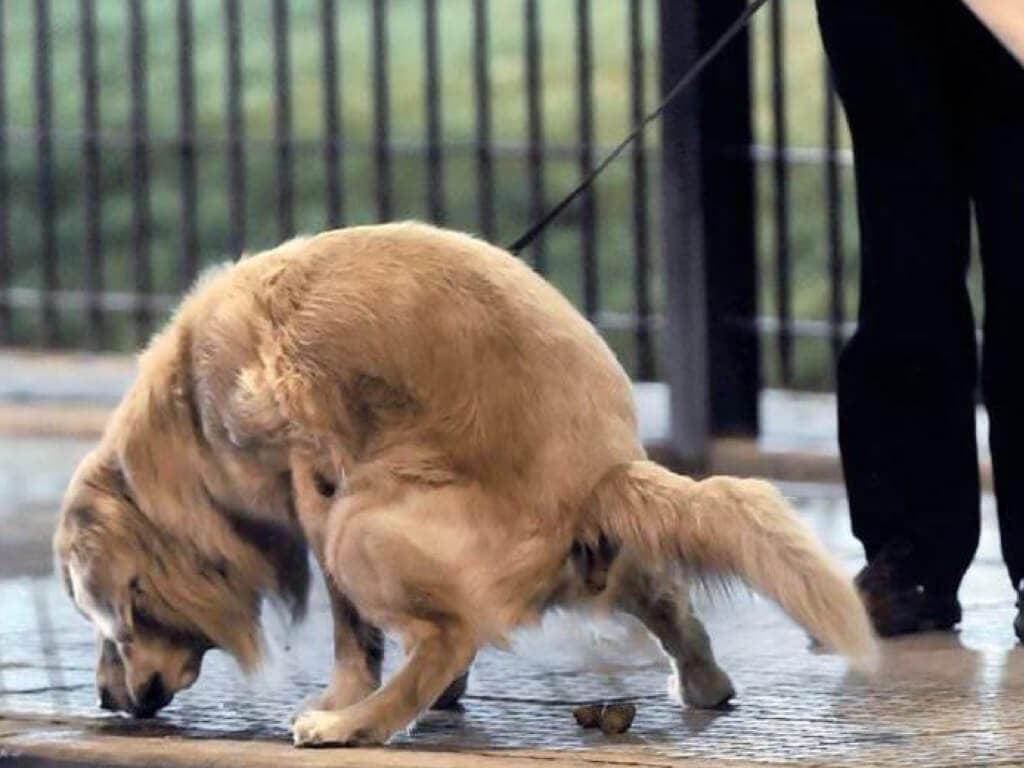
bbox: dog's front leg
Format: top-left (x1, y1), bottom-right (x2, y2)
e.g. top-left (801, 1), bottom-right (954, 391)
top-left (290, 454), bottom-right (384, 711)
top-left (294, 619), bottom-right (476, 746)
top-left (290, 452), bottom-right (472, 717)
top-left (311, 583), bottom-right (469, 713)
top-left (293, 485), bottom-right (482, 746)
top-left (308, 582), bottom-right (384, 711)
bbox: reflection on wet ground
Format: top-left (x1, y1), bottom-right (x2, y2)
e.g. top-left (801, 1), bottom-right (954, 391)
top-left (2, 437), bottom-right (1023, 766)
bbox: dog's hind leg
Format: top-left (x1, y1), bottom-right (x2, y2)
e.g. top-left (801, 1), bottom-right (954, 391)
top-left (615, 565), bottom-right (735, 709)
top-left (433, 670), bottom-right (470, 710)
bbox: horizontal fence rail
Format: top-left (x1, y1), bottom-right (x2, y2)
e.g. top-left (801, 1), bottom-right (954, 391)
top-left (0, 0), bottom-right (867, 407)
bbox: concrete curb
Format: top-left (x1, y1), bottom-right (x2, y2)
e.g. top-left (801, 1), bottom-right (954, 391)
top-left (0, 404), bottom-right (113, 440)
top-left (0, 713), bottom-right (775, 768)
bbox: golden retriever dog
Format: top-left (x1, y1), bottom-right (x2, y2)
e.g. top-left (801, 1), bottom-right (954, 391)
top-left (54, 222), bottom-right (876, 744)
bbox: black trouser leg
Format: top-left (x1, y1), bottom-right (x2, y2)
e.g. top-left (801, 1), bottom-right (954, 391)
top-left (965, 11), bottom-right (1024, 590)
top-left (817, 0), bottom-right (980, 594)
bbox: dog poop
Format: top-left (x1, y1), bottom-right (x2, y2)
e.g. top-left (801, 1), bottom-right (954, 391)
top-left (572, 704), bottom-right (603, 729)
top-left (599, 703), bottom-right (636, 734)
top-left (572, 702), bottom-right (636, 734)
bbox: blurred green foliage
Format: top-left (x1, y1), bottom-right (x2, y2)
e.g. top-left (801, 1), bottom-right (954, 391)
top-left (1, 0), bottom-right (929, 389)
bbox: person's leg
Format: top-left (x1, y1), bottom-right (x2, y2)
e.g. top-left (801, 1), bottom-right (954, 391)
top-left (816, 0), bottom-right (980, 608)
top-left (963, 5), bottom-right (1024, 600)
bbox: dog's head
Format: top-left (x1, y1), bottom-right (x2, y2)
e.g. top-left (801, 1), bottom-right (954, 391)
top-left (54, 447), bottom-right (307, 717)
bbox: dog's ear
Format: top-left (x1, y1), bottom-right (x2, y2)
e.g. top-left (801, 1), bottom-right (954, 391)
top-left (56, 486), bottom-right (147, 636)
top-left (113, 582), bottom-right (137, 642)
top-left (60, 535), bottom-right (124, 641)
top-left (55, 504), bottom-right (102, 587)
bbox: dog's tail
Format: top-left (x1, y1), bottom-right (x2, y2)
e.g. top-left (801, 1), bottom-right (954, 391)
top-left (585, 461), bottom-right (877, 669)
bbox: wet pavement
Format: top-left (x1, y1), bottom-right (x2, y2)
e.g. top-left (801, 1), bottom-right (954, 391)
top-left (2, 434), bottom-right (1023, 767)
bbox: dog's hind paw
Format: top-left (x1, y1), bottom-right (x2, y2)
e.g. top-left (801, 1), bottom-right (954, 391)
top-left (292, 709), bottom-right (387, 748)
top-left (679, 664), bottom-right (735, 709)
top-left (431, 671), bottom-right (469, 710)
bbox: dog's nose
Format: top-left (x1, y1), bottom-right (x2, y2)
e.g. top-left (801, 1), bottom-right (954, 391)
top-left (98, 686), bottom-right (119, 711)
top-left (131, 673), bottom-right (173, 718)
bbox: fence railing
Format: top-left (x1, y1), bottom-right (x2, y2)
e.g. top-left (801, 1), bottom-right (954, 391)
top-left (0, 0), bottom-right (858, 463)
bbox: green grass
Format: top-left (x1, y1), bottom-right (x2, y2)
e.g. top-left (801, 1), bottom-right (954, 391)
top-left (3, 0), bottom-right (966, 390)
top-left (2, 0), bottom-right (665, 364)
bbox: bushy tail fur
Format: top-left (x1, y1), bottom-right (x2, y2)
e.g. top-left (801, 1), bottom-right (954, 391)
top-left (587, 461), bottom-right (877, 669)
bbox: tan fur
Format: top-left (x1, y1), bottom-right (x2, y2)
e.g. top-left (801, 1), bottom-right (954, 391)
top-left (584, 462), bottom-right (877, 665)
top-left (53, 222), bottom-right (876, 740)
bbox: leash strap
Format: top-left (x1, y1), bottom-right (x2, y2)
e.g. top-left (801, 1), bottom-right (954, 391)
top-left (507, 0), bottom-right (773, 256)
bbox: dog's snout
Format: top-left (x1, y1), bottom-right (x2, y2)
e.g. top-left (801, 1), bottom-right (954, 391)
top-left (98, 686), bottom-right (119, 711)
top-left (131, 673), bottom-right (173, 718)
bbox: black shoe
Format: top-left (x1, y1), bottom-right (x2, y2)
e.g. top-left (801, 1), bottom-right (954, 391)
top-left (855, 542), bottom-right (961, 637)
top-left (1015, 580), bottom-right (1024, 644)
top-left (855, 541), bottom-right (920, 636)
top-left (917, 592), bottom-right (962, 632)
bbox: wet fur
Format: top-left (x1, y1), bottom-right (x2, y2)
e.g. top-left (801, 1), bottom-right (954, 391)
top-left (54, 222), bottom-right (875, 742)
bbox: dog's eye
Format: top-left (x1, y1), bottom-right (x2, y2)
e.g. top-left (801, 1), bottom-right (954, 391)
top-left (129, 576), bottom-right (143, 595)
top-left (313, 472), bottom-right (337, 498)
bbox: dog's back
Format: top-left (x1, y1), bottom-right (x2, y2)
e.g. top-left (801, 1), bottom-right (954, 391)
top-left (187, 221), bottom-right (644, 514)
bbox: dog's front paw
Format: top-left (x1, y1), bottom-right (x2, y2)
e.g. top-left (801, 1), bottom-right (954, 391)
top-left (292, 709), bottom-right (387, 748)
top-left (293, 683), bottom-right (375, 723)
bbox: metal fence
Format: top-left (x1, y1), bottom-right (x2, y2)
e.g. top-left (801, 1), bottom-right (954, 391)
top-left (0, 0), bottom-right (856, 459)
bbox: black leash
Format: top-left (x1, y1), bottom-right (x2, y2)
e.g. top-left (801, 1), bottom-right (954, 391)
top-left (507, 0), bottom-right (773, 255)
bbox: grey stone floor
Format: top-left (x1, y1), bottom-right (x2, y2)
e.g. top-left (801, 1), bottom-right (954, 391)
top-left (2, 436), bottom-right (1023, 766)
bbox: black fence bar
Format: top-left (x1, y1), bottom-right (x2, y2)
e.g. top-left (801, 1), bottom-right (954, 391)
top-left (424, 0), bottom-right (444, 225)
top-left (35, 0), bottom-right (58, 346)
top-left (701, 0), bottom-right (758, 436)
top-left (321, 0), bottom-right (342, 229)
top-left (0, 0), bottom-right (10, 344)
top-left (178, 0), bottom-right (198, 287)
top-left (825, 67), bottom-right (844, 373)
top-left (272, 0), bottom-right (293, 240)
top-left (224, 0), bottom-right (245, 259)
top-left (128, 0), bottom-right (152, 343)
top-left (770, 0), bottom-right (792, 386)
top-left (473, 0), bottom-right (494, 240)
top-left (80, 0), bottom-right (103, 347)
top-left (372, 0), bottom-right (391, 221)
top-left (523, 0), bottom-right (546, 273)
top-left (576, 0), bottom-right (597, 319)
top-left (628, 0), bottom-right (653, 380)
top-left (659, 0), bottom-right (709, 465)
top-left (659, 0), bottom-right (759, 462)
